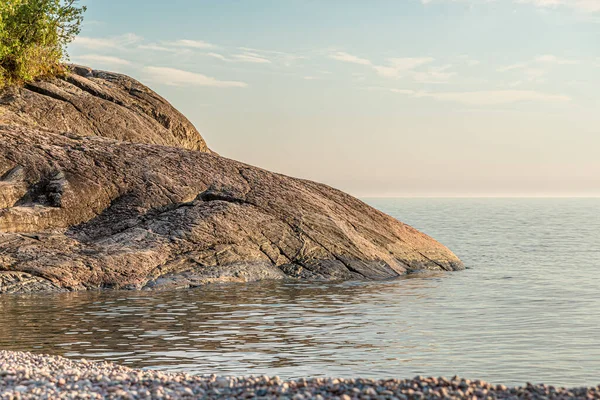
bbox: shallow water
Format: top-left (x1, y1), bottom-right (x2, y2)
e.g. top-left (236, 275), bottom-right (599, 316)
top-left (1, 198), bottom-right (599, 386)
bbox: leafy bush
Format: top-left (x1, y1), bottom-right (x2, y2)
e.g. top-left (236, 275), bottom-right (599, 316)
top-left (0, 0), bottom-right (86, 88)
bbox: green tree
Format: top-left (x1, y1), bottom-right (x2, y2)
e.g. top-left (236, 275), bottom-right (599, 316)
top-left (0, 0), bottom-right (86, 88)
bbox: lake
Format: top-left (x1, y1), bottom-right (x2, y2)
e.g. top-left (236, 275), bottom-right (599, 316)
top-left (1, 198), bottom-right (599, 387)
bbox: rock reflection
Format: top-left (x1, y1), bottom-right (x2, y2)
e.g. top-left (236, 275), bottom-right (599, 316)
top-left (0, 276), bottom-right (442, 377)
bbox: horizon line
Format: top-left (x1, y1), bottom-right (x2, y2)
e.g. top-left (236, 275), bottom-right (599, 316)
top-left (359, 195), bottom-right (600, 199)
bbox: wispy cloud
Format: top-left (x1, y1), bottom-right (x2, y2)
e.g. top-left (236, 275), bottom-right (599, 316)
top-left (381, 87), bottom-right (571, 105)
top-left (137, 40), bottom-right (214, 53)
top-left (424, 90), bottom-right (571, 105)
top-left (200, 51), bottom-right (271, 63)
top-left (72, 54), bottom-right (131, 66)
top-left (206, 52), bottom-right (228, 61)
top-left (170, 39), bottom-right (215, 49)
top-left (421, 0), bottom-right (600, 13)
top-left (303, 70), bottom-right (333, 81)
top-left (498, 63), bottom-right (529, 72)
top-left (142, 67), bottom-right (247, 88)
top-left (385, 88), bottom-right (418, 95)
top-left (498, 54), bottom-right (580, 83)
top-left (238, 47), bottom-right (306, 66)
top-left (330, 52), bottom-right (372, 66)
top-left (412, 65), bottom-right (456, 83)
top-left (535, 54), bottom-right (580, 65)
top-left (516, 0), bottom-right (600, 13)
top-left (76, 35), bottom-right (305, 69)
top-left (373, 58), bottom-right (435, 78)
top-left (331, 51), bottom-right (439, 80)
top-left (203, 48), bottom-right (303, 66)
top-left (137, 43), bottom-right (179, 53)
top-left (232, 52), bottom-right (271, 64)
top-left (499, 66), bottom-right (546, 82)
top-left (458, 55), bottom-right (481, 66)
top-left (72, 33), bottom-right (142, 50)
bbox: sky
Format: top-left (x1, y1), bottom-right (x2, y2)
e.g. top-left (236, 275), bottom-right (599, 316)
top-left (68, 0), bottom-right (600, 197)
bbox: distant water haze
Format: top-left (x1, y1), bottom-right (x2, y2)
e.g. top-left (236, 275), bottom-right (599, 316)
top-left (68, 0), bottom-right (600, 197)
top-left (195, 108), bottom-right (600, 198)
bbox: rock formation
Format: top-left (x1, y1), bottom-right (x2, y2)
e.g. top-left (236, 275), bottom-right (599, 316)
top-left (0, 66), bottom-right (462, 293)
top-left (0, 65), bottom-right (208, 152)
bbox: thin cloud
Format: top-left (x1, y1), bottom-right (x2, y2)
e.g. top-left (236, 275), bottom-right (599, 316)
top-left (73, 54), bottom-right (131, 66)
top-left (331, 51), bottom-right (436, 79)
top-left (138, 44), bottom-right (178, 52)
top-left (498, 55), bottom-right (580, 82)
top-left (171, 39), bottom-right (215, 49)
top-left (279, 54), bottom-right (307, 67)
top-left (83, 37), bottom-right (303, 68)
top-left (138, 39), bottom-right (214, 52)
top-left (517, 0), bottom-right (600, 13)
top-left (412, 64), bottom-right (456, 83)
top-left (374, 58), bottom-right (435, 78)
top-left (389, 57), bottom-right (435, 70)
top-left (422, 0), bottom-right (600, 13)
top-left (205, 49), bottom-right (302, 66)
top-left (238, 47), bottom-right (297, 56)
top-left (423, 90), bottom-right (570, 105)
top-left (498, 63), bottom-right (529, 72)
top-left (499, 66), bottom-right (546, 82)
top-left (330, 52), bottom-right (372, 66)
top-left (458, 55), bottom-right (481, 66)
top-left (232, 53), bottom-right (271, 64)
top-left (142, 67), bottom-right (247, 88)
top-left (201, 52), bottom-right (271, 63)
top-left (238, 47), bottom-right (307, 66)
top-left (535, 54), bottom-right (580, 65)
top-left (382, 87), bottom-right (571, 105)
top-left (72, 33), bottom-right (142, 50)
top-left (206, 52), bottom-right (228, 61)
top-left (385, 88), bottom-right (418, 95)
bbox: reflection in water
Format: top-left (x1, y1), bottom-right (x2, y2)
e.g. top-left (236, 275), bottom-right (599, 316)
top-left (1, 199), bottom-right (600, 386)
top-left (0, 276), bottom-right (443, 379)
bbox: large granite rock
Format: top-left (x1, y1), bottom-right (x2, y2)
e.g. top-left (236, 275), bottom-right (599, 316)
top-left (0, 67), bottom-right (463, 294)
top-left (0, 65), bottom-right (208, 152)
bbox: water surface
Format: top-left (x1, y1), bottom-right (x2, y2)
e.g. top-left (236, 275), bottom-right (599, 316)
top-left (1, 198), bottom-right (599, 386)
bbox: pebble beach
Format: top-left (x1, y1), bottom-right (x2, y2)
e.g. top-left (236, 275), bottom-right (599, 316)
top-left (1, 351), bottom-right (600, 399)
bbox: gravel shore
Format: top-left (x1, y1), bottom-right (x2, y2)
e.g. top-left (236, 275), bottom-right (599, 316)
top-left (1, 351), bottom-right (599, 399)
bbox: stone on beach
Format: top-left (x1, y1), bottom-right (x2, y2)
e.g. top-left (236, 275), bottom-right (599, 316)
top-left (2, 351), bottom-right (600, 399)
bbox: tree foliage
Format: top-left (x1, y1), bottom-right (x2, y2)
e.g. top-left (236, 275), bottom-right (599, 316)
top-left (0, 0), bottom-right (86, 88)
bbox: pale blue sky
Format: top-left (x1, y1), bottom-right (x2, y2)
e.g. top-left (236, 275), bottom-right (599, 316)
top-left (69, 0), bottom-right (600, 197)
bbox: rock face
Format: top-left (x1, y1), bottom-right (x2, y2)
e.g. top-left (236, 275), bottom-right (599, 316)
top-left (0, 67), bottom-right (462, 293)
top-left (0, 65), bottom-right (208, 152)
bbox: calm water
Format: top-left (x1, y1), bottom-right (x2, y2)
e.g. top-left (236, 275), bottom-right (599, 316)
top-left (1, 198), bottom-right (599, 386)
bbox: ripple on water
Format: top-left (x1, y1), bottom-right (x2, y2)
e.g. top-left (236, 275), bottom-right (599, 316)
top-left (0, 198), bottom-right (599, 387)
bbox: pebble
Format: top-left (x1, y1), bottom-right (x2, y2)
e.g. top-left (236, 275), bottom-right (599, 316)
top-left (1, 351), bottom-right (599, 399)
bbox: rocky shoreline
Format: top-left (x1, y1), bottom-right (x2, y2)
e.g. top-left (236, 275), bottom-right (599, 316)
top-left (0, 66), bottom-right (463, 294)
top-left (1, 351), bottom-right (598, 399)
